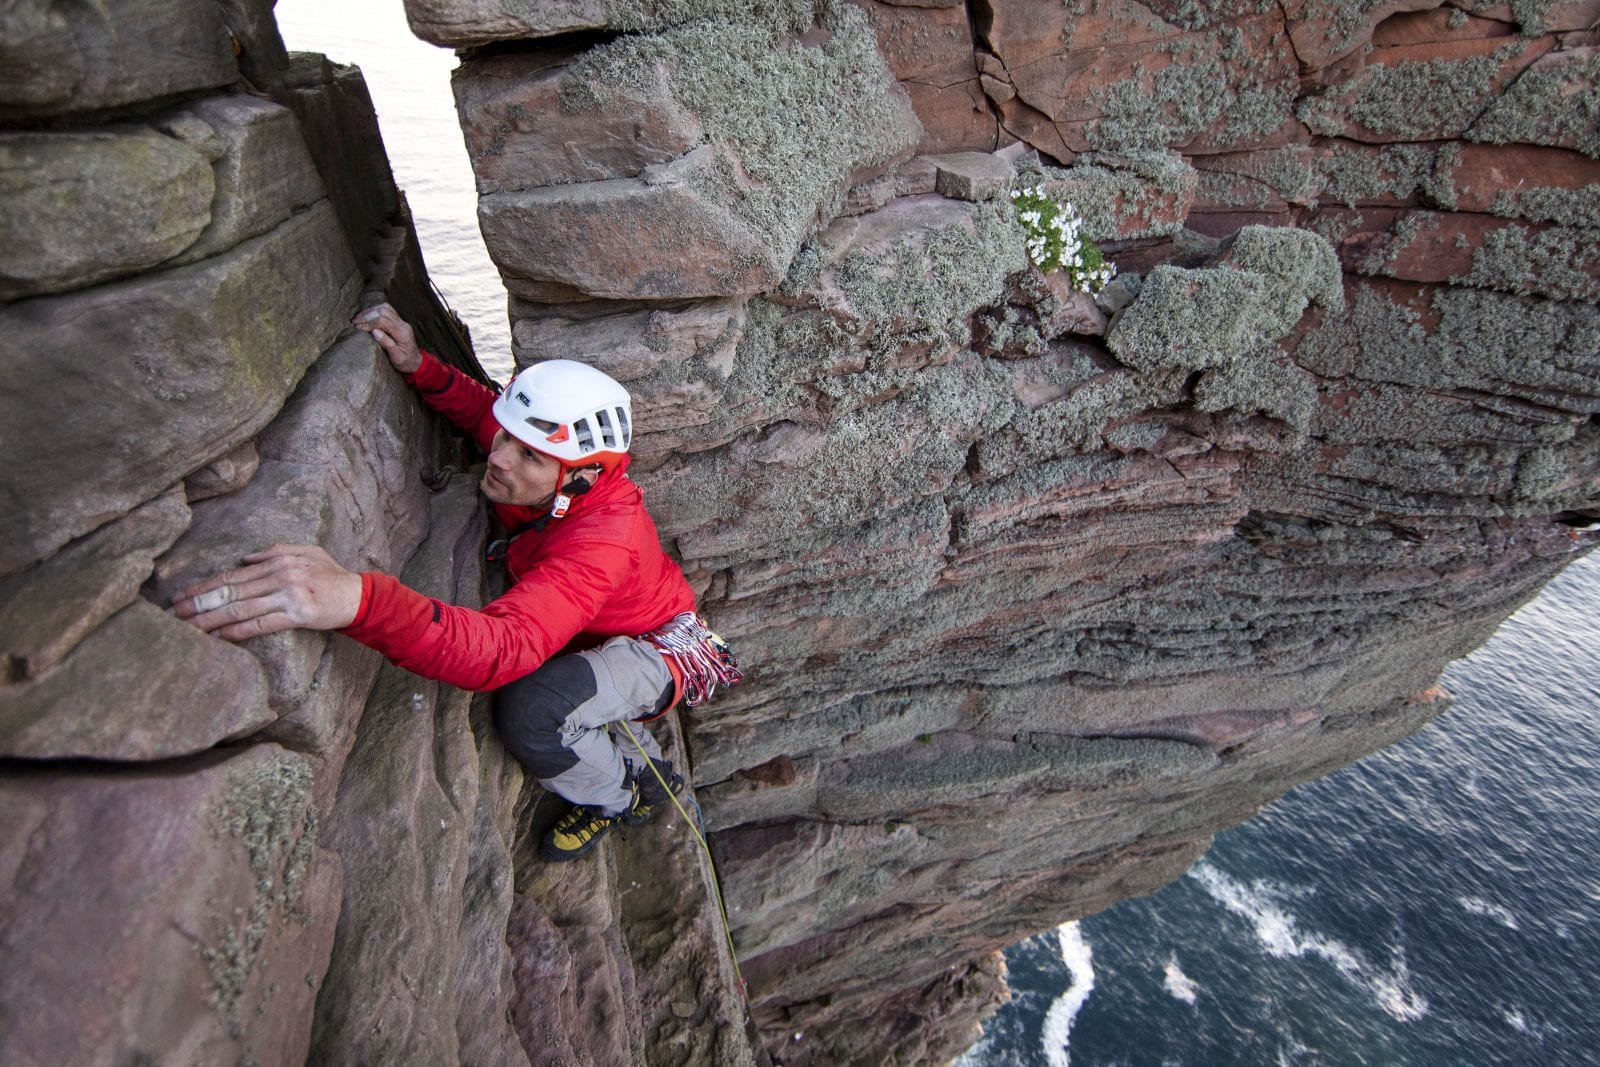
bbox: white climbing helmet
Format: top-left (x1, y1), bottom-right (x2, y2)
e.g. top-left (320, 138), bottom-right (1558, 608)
top-left (491, 359), bottom-right (633, 471)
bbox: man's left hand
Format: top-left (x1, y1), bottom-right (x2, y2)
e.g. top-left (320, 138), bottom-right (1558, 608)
top-left (173, 544), bottom-right (363, 640)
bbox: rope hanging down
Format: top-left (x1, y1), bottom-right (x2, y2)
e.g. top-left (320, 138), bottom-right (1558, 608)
top-left (617, 718), bottom-right (746, 999)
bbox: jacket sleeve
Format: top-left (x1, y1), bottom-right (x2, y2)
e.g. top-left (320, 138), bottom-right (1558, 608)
top-left (340, 537), bottom-right (641, 691)
top-left (404, 350), bottom-right (502, 454)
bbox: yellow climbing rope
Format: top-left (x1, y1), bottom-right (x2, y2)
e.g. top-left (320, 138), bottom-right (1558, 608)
top-left (617, 718), bottom-right (747, 998)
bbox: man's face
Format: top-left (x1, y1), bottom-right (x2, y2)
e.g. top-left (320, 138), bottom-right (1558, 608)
top-left (482, 428), bottom-right (563, 506)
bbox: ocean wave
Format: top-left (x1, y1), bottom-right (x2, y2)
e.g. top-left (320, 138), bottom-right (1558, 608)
top-left (1189, 861), bottom-right (1430, 1022)
top-left (1162, 956), bottom-right (1198, 1005)
top-left (1458, 895), bottom-right (1520, 930)
top-left (1040, 922), bottom-right (1096, 1067)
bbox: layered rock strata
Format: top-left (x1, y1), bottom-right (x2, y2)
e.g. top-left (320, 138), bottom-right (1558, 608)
top-left (2, 1), bottom-right (1597, 1065)
top-left (427, 1), bottom-right (1600, 1062)
top-left (1, 5), bottom-right (749, 1066)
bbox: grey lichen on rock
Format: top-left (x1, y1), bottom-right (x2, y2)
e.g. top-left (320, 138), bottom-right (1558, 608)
top-left (1194, 352), bottom-right (1319, 445)
top-left (1449, 222), bottom-right (1600, 301)
top-left (1316, 142), bottom-right (1462, 209)
top-left (1081, 23), bottom-right (1297, 155)
top-left (515, 1), bottom-right (921, 297)
top-left (1297, 45), bottom-right (1520, 141)
top-left (1033, 151), bottom-right (1199, 241)
top-left (821, 196), bottom-right (1028, 366)
top-left (1022, 734), bottom-right (1218, 790)
top-left (1106, 226), bottom-right (1343, 374)
top-left (204, 749), bottom-right (318, 1028)
top-left (1346, 283), bottom-right (1600, 414)
top-left (602, 0), bottom-right (820, 34)
top-left (1490, 183), bottom-right (1600, 227)
top-left (820, 732), bottom-right (1052, 818)
top-left (1468, 48), bottom-right (1600, 158)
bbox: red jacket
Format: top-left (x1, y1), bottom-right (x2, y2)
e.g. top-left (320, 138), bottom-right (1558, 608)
top-left (341, 351), bottom-right (697, 691)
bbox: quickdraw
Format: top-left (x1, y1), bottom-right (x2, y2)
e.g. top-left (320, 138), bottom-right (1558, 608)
top-left (638, 612), bottom-right (743, 707)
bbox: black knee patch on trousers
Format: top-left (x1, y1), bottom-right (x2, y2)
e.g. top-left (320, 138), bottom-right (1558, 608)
top-left (494, 655), bottom-right (598, 779)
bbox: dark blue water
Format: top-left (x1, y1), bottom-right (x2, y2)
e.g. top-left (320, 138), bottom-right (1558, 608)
top-left (962, 551), bottom-right (1600, 1067)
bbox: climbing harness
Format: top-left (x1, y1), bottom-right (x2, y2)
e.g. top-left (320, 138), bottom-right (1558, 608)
top-left (617, 718), bottom-right (747, 1000)
top-left (637, 612), bottom-right (744, 707)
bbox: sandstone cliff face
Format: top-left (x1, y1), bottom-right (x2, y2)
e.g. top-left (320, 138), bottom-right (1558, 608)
top-left (425, 1), bottom-right (1600, 1063)
top-left (1, 5), bottom-right (746, 1066)
top-left (2, 1), bottom-right (1597, 1066)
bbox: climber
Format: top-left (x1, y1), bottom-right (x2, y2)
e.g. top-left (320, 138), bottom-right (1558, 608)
top-left (173, 303), bottom-right (740, 861)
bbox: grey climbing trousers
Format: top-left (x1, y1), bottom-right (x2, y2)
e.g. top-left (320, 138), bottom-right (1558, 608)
top-left (492, 636), bottom-right (675, 816)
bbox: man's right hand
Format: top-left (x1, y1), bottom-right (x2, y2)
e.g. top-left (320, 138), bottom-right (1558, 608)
top-left (353, 302), bottom-right (423, 374)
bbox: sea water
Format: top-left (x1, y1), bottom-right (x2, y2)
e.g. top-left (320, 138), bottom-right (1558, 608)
top-left (273, 11), bottom-right (1600, 1063)
top-left (961, 552), bottom-right (1600, 1066)
top-left (277, 0), bottom-right (513, 379)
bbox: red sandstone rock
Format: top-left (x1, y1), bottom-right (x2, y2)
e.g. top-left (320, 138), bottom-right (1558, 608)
top-left (1280, 0), bottom-right (1439, 72)
top-left (1371, 7), bottom-right (1514, 48)
top-left (984, 1), bottom-right (1300, 156)
top-left (0, 201), bottom-right (360, 577)
top-left (851, 0), bottom-right (998, 152)
top-left (7, 4), bottom-right (1600, 1066)
top-left (0, 486), bottom-right (189, 683)
top-left (0, 0), bottom-right (238, 120)
top-left (0, 745), bottom-right (340, 1067)
top-left (1298, 34), bottom-right (1553, 144)
top-left (1444, 143), bottom-right (1600, 215)
top-left (452, 46), bottom-right (705, 195)
top-left (404, 0), bottom-right (607, 47)
top-left (0, 600), bottom-right (273, 760)
top-left (1450, 0), bottom-right (1600, 32)
top-left (1330, 207), bottom-right (1600, 301)
top-left (1468, 45), bottom-right (1600, 155)
top-left (0, 129), bottom-right (215, 301)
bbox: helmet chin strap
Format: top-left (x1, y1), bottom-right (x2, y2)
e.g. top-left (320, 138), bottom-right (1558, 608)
top-left (549, 464), bottom-right (600, 519)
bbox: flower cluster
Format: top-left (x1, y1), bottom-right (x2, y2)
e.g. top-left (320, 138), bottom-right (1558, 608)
top-left (1009, 186), bottom-right (1116, 294)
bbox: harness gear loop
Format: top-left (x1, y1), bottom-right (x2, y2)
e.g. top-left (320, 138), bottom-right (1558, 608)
top-left (617, 719), bottom-right (747, 1001)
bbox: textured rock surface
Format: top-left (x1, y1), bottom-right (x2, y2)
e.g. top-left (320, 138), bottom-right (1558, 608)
top-left (431, 2), bottom-right (1600, 1063)
top-left (468, 7), bottom-right (923, 300)
top-left (0, 201), bottom-right (361, 576)
top-left (0, 0), bottom-right (239, 120)
top-left (0, 18), bottom-right (752, 1065)
top-left (0, 745), bottom-right (340, 1067)
top-left (4, 1), bottom-right (1599, 1066)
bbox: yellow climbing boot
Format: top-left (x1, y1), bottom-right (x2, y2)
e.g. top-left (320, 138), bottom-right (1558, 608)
top-left (541, 802), bottom-right (624, 861)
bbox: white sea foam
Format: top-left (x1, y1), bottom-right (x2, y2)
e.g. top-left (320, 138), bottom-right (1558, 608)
top-left (1504, 1008), bottom-right (1528, 1032)
top-left (1040, 922), bottom-right (1095, 1067)
top-left (1458, 895), bottom-right (1520, 930)
top-left (1162, 956), bottom-right (1198, 1005)
top-left (1189, 861), bottom-right (1429, 1022)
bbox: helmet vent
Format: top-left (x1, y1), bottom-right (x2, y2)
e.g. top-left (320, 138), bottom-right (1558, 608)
top-left (596, 408), bottom-right (617, 448)
top-left (572, 417), bottom-right (594, 452)
top-left (616, 406), bottom-right (631, 448)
